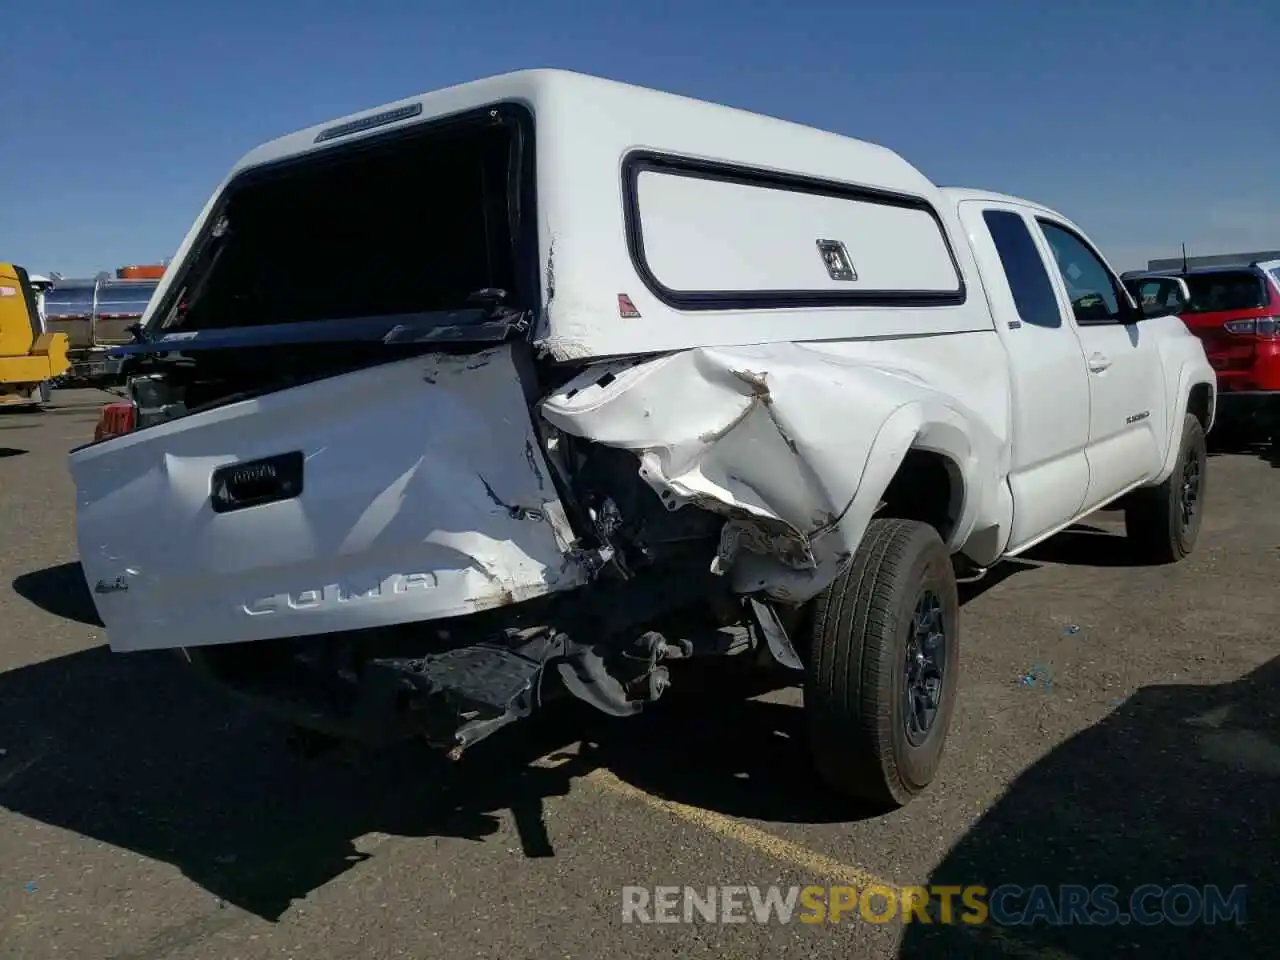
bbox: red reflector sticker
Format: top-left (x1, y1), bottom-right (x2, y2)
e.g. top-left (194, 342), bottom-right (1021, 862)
top-left (617, 294), bottom-right (641, 319)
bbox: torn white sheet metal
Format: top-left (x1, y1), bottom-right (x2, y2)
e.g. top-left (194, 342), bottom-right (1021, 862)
top-left (540, 342), bottom-right (1003, 605)
top-left (69, 346), bottom-right (585, 652)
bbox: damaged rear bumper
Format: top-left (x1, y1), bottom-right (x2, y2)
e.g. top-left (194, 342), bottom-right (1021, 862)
top-left (181, 567), bottom-right (734, 755)
top-left (185, 626), bottom-right (562, 753)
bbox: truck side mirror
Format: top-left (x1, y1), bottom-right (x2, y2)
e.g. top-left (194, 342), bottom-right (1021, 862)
top-left (1138, 276), bottom-right (1190, 319)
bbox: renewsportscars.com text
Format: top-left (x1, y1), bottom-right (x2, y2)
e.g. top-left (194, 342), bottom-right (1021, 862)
top-left (621, 884), bottom-right (1248, 927)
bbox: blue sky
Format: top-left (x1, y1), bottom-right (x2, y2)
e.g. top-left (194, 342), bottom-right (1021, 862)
top-left (3, 0), bottom-right (1277, 277)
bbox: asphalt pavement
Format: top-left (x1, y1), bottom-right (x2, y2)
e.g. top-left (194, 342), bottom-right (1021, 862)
top-left (1, 390), bottom-right (1276, 959)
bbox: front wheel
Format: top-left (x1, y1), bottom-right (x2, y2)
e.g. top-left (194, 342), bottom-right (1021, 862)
top-left (805, 518), bottom-right (959, 812)
top-left (1124, 413), bottom-right (1207, 563)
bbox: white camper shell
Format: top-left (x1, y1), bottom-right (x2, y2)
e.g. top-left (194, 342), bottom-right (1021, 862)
top-left (70, 70), bottom-right (1215, 810)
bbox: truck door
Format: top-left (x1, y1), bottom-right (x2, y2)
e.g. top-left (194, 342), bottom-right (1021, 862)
top-left (1033, 218), bottom-right (1167, 510)
top-left (957, 202), bottom-right (1092, 549)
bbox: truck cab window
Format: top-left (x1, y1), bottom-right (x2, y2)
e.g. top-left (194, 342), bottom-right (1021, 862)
top-left (1038, 221), bottom-right (1123, 324)
top-left (982, 209), bottom-right (1061, 328)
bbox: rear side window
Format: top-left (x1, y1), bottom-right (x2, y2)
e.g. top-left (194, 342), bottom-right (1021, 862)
top-left (983, 210), bottom-right (1061, 328)
top-left (1182, 271), bottom-right (1269, 313)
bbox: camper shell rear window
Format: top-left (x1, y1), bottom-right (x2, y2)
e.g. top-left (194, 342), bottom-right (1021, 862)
top-left (149, 103), bottom-right (538, 337)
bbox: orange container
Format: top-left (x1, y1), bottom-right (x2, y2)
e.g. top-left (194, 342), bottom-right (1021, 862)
top-left (94, 401), bottom-right (136, 442)
top-left (116, 264), bottom-right (166, 280)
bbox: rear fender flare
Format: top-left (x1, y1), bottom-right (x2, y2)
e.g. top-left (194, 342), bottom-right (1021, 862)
top-left (1154, 363), bottom-right (1216, 484)
top-left (738, 402), bottom-right (987, 605)
top-left (846, 402), bottom-right (983, 551)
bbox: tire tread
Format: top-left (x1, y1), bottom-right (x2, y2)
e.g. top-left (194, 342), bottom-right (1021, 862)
top-left (1125, 413), bottom-right (1205, 564)
top-left (807, 517), bottom-right (954, 810)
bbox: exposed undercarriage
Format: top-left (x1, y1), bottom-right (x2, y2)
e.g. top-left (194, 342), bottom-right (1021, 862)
top-left (185, 513), bottom-right (805, 759)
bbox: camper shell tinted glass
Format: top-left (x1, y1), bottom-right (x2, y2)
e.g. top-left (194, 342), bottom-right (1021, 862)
top-left (149, 103), bottom-right (538, 337)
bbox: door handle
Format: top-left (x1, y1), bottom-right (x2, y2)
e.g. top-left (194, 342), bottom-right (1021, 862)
top-left (1088, 352), bottom-right (1112, 373)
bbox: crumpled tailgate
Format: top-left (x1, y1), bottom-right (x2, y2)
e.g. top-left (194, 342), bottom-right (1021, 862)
top-left (69, 346), bottom-right (583, 652)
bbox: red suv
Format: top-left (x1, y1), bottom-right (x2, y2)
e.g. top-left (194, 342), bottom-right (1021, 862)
top-left (1125, 261), bottom-right (1280, 445)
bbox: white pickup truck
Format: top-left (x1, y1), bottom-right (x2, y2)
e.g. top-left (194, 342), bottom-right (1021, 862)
top-left (70, 69), bottom-right (1215, 811)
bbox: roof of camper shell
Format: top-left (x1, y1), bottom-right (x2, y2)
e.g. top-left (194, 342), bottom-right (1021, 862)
top-left (229, 69), bottom-right (933, 189)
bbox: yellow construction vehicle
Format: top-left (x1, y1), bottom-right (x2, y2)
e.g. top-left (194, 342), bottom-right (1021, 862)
top-left (0, 262), bottom-right (70, 408)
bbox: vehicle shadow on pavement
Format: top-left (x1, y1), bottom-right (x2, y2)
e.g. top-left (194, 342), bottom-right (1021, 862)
top-left (559, 556), bottom-right (1035, 825)
top-left (0, 558), bottom-right (1058, 925)
top-left (1208, 432), bottom-right (1279, 468)
top-left (0, 446), bottom-right (28, 458)
top-left (1021, 523), bottom-right (1144, 568)
top-left (0, 642), bottom-right (865, 916)
top-left (0, 644), bottom-right (600, 922)
top-left (897, 655), bottom-right (1279, 959)
top-left (11, 562), bottom-right (104, 627)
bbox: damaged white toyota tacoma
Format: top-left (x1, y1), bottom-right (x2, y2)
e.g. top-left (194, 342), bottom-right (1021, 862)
top-left (70, 69), bottom-right (1215, 811)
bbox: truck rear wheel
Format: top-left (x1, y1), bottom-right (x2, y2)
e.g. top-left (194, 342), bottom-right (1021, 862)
top-left (1124, 413), bottom-right (1206, 563)
top-left (805, 518), bottom-right (959, 812)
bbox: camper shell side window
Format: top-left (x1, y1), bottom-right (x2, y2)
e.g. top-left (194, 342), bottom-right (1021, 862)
top-left (621, 151), bottom-right (967, 312)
